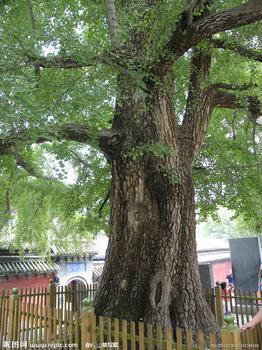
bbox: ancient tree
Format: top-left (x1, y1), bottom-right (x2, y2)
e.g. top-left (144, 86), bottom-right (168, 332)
top-left (0, 0), bottom-right (261, 337)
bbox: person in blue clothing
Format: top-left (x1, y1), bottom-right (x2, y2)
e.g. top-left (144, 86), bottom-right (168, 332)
top-left (226, 269), bottom-right (234, 291)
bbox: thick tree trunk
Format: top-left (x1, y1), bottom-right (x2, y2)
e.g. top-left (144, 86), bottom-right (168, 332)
top-left (94, 82), bottom-right (220, 340)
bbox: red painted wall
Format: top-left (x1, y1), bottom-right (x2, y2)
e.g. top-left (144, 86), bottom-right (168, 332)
top-left (212, 259), bottom-right (232, 284)
top-left (0, 274), bottom-right (55, 293)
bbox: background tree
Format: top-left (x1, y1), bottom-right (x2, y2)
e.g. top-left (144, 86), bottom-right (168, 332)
top-left (0, 0), bottom-right (261, 339)
top-left (196, 208), bottom-right (261, 239)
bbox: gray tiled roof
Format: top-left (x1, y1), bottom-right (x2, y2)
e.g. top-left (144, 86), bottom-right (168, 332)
top-left (93, 265), bottom-right (104, 278)
top-left (52, 241), bottom-right (96, 257)
top-left (0, 260), bottom-right (59, 276)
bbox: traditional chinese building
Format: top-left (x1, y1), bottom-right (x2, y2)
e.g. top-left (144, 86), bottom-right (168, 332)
top-left (197, 237), bottom-right (232, 289)
top-left (0, 248), bottom-right (59, 292)
top-left (51, 240), bottom-right (97, 287)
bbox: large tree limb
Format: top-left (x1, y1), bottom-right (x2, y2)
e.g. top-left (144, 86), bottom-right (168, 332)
top-left (157, 0), bottom-right (262, 73)
top-left (0, 56), bottom-right (101, 74)
top-left (183, 47), bottom-right (212, 134)
top-left (210, 38), bottom-right (262, 62)
top-left (179, 4), bottom-right (213, 154)
top-left (195, 0), bottom-right (262, 38)
top-left (214, 90), bottom-right (261, 120)
top-left (0, 124), bottom-right (92, 156)
top-left (0, 50), bottom-right (124, 73)
top-left (1, 51), bottom-right (148, 91)
top-left (0, 124), bottom-right (91, 155)
top-left (0, 123), bottom-right (124, 161)
top-left (181, 82), bottom-right (261, 155)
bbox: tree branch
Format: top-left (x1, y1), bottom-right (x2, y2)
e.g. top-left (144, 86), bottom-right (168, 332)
top-left (210, 82), bottom-right (257, 91)
top-left (195, 0), bottom-right (262, 39)
top-left (1, 50), bottom-right (147, 91)
top-left (181, 80), bottom-right (261, 154)
top-left (26, 0), bottom-right (41, 82)
top-left (27, 55), bottom-right (100, 69)
top-left (4, 172), bottom-right (13, 216)
top-left (0, 123), bottom-right (124, 162)
top-left (214, 90), bottom-right (261, 120)
top-left (105, 0), bottom-right (120, 48)
top-left (0, 50), bottom-right (128, 74)
top-left (157, 0), bottom-right (262, 73)
top-left (194, 162), bottom-right (262, 172)
top-left (0, 123), bottom-right (92, 156)
top-left (5, 186), bottom-right (11, 215)
top-left (98, 189), bottom-right (110, 218)
top-left (70, 150), bottom-right (91, 169)
top-left (210, 38), bottom-right (262, 62)
top-left (183, 47), bottom-right (212, 127)
top-left (179, 3), bottom-right (213, 153)
top-left (13, 152), bottom-right (54, 181)
top-left (27, 0), bottom-right (36, 33)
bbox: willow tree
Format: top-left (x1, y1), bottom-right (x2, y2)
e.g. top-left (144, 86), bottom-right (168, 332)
top-left (0, 0), bottom-right (261, 336)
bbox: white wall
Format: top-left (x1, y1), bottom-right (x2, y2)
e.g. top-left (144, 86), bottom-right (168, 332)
top-left (56, 257), bottom-right (93, 286)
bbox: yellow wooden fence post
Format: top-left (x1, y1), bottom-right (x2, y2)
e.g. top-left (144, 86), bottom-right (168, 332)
top-left (81, 309), bottom-right (87, 350)
top-left (221, 328), bottom-right (242, 350)
top-left (7, 288), bottom-right (19, 343)
top-left (81, 310), bottom-right (93, 350)
top-left (47, 280), bottom-right (56, 342)
top-left (81, 296), bottom-right (94, 350)
top-left (215, 286), bottom-right (224, 327)
top-left (47, 280), bottom-right (56, 309)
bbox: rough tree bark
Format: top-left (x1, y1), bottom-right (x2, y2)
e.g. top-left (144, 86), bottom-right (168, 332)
top-left (93, 0), bottom-right (262, 339)
top-left (1, 0), bottom-right (262, 342)
top-left (94, 66), bottom-right (220, 338)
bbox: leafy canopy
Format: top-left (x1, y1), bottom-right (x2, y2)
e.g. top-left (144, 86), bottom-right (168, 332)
top-left (0, 0), bottom-right (261, 252)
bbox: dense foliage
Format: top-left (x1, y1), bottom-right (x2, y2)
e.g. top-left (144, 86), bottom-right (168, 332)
top-left (0, 0), bottom-right (261, 253)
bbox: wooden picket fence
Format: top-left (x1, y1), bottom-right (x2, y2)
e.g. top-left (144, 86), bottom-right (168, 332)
top-left (81, 311), bottom-right (262, 350)
top-left (2, 283), bottom-right (259, 328)
top-left (0, 290), bottom-right (81, 349)
top-left (1, 294), bottom-right (261, 350)
top-left (0, 283), bottom-right (97, 308)
top-left (0, 284), bottom-right (261, 349)
top-left (205, 287), bottom-right (262, 327)
top-left (0, 283), bottom-right (96, 349)
top-left (81, 311), bottom-right (210, 350)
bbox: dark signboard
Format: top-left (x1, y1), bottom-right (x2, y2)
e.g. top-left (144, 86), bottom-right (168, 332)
top-left (229, 237), bottom-right (261, 291)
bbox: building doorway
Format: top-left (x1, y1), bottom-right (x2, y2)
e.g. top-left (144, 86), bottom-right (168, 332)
top-left (66, 278), bottom-right (88, 310)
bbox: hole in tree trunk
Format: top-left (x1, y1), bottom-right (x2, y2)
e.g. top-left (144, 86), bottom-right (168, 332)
top-left (155, 281), bottom-right (162, 305)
